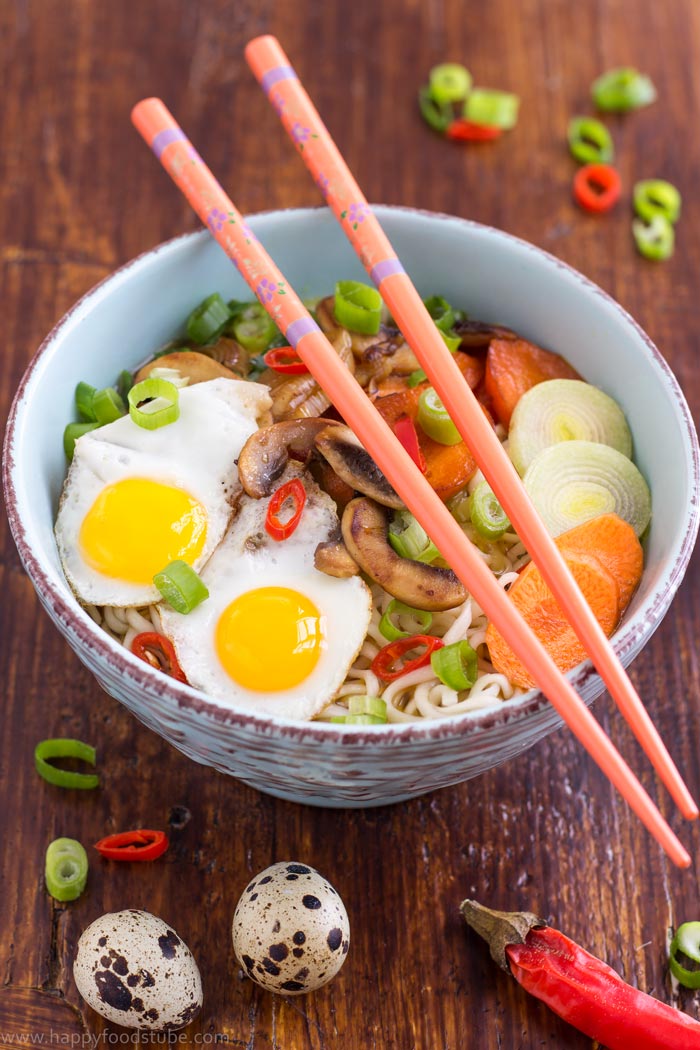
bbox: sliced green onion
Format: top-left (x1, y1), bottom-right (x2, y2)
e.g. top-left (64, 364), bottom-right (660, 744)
top-left (423, 295), bottom-right (456, 333)
top-left (632, 214), bottom-right (675, 262)
top-left (35, 739), bottom-right (99, 790)
top-left (348, 696), bottom-right (388, 721)
top-left (153, 559), bottom-right (209, 614)
top-left (592, 67), bottom-right (657, 112)
top-left (128, 377), bottom-right (180, 430)
top-left (407, 369), bottom-right (427, 388)
top-left (64, 422), bottom-right (100, 461)
top-left (418, 86), bottom-right (453, 133)
top-left (334, 280), bottom-right (382, 335)
top-left (91, 387), bottom-right (126, 425)
top-left (388, 510), bottom-right (440, 563)
top-left (149, 366), bottom-right (189, 389)
top-left (670, 922), bottom-right (700, 989)
top-left (633, 179), bottom-right (681, 225)
top-left (567, 117), bottom-right (614, 165)
top-left (417, 387), bottom-right (462, 445)
top-left (440, 329), bottom-right (461, 353)
top-left (331, 714), bottom-right (386, 725)
top-left (186, 292), bottom-right (233, 345)
top-left (75, 382), bottom-right (97, 422)
top-left (430, 640), bottom-right (478, 690)
top-left (464, 89), bottom-right (520, 129)
top-left (117, 370), bottom-right (133, 401)
top-left (429, 63), bottom-right (472, 104)
top-left (379, 600), bottom-right (433, 641)
top-left (45, 838), bottom-right (88, 902)
top-left (470, 481), bottom-right (511, 539)
top-left (232, 303), bottom-right (280, 353)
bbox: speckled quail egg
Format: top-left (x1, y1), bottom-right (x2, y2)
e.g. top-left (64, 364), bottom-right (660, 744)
top-left (73, 909), bottom-right (202, 1030)
top-left (232, 861), bottom-right (350, 995)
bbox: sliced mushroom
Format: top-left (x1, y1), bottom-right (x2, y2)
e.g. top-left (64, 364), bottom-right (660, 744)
top-left (341, 498), bottom-right (467, 611)
top-left (237, 418), bottom-right (341, 499)
top-left (453, 319), bottom-right (518, 348)
top-left (314, 537), bottom-right (359, 578)
top-left (201, 336), bottom-right (250, 377)
top-left (314, 424), bottom-right (403, 510)
top-left (257, 325), bottom-right (354, 421)
top-left (317, 295), bottom-right (409, 386)
top-left (135, 351), bottom-right (239, 386)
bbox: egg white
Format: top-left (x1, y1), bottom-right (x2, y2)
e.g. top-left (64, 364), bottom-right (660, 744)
top-left (55, 379), bottom-right (272, 607)
top-left (158, 467), bottom-right (372, 720)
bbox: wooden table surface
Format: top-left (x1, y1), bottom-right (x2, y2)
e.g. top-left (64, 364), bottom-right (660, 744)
top-left (3, 1), bottom-right (700, 1046)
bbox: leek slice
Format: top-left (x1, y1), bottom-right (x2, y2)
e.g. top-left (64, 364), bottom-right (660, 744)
top-left (523, 440), bottom-right (651, 537)
top-left (508, 379), bottom-right (632, 476)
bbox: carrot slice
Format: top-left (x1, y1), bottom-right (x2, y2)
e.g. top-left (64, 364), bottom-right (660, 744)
top-left (453, 352), bottom-right (485, 390)
top-left (555, 512), bottom-right (643, 616)
top-left (484, 338), bottom-right (582, 428)
top-left (485, 551), bottom-right (620, 689)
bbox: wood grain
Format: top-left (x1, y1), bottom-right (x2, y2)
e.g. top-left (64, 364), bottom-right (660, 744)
top-left (2, 1), bottom-right (700, 1047)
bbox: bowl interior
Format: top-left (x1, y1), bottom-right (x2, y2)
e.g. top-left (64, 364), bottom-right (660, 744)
top-left (6, 206), bottom-right (699, 731)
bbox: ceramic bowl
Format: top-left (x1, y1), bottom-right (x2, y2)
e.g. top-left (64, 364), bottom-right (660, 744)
top-left (4, 207), bottom-right (699, 807)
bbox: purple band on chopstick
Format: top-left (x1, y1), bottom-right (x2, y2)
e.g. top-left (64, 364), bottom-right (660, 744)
top-left (261, 65), bottom-right (298, 94)
top-left (286, 316), bottom-right (321, 348)
top-left (369, 258), bottom-right (406, 285)
top-left (151, 128), bottom-right (187, 159)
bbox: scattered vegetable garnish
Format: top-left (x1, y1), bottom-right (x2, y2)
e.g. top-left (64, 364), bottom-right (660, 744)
top-left (567, 116), bottom-right (614, 165)
top-left (128, 376), bottom-right (180, 430)
top-left (591, 67), bottom-right (657, 112)
top-left (148, 366), bottom-right (189, 389)
top-left (632, 214), bottom-right (675, 261)
top-left (265, 477), bottom-right (307, 541)
top-left (573, 163), bottom-right (622, 213)
top-left (45, 838), bottom-right (89, 902)
top-left (263, 346), bottom-right (309, 374)
top-left (75, 382), bottom-right (97, 421)
top-left (186, 292), bottom-right (232, 344)
top-left (418, 86), bottom-right (453, 133)
top-left (633, 179), bottom-right (681, 225)
top-left (379, 599), bottom-right (433, 641)
top-left (407, 369), bottom-right (428, 387)
top-left (334, 280), bottom-right (383, 335)
top-left (470, 481), bottom-right (511, 539)
top-left (232, 302), bottom-right (280, 353)
top-left (131, 632), bottom-right (188, 683)
top-left (95, 829), bottom-right (169, 862)
top-left (670, 922), bottom-right (700, 989)
top-left (464, 88), bottom-right (520, 129)
top-left (388, 509), bottom-right (440, 563)
top-left (445, 119), bottom-right (502, 142)
top-left (431, 639), bottom-right (478, 690)
top-left (394, 415), bottom-right (427, 473)
top-left (371, 634), bottom-right (444, 682)
top-left (462, 899), bottom-right (700, 1050)
top-left (153, 559), bottom-right (209, 614)
top-left (423, 295), bottom-right (456, 333)
top-left (63, 421), bottom-right (100, 461)
top-left (91, 386), bottom-right (127, 425)
top-left (35, 738), bottom-right (99, 790)
top-left (417, 387), bottom-right (462, 446)
top-left (117, 369), bottom-right (133, 401)
top-left (331, 696), bottom-right (389, 724)
top-left (429, 62), bottom-right (472, 104)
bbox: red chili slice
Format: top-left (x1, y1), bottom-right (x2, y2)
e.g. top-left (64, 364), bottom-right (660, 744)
top-left (371, 635), bottom-right (445, 682)
top-left (446, 119), bottom-right (503, 142)
top-left (131, 632), bottom-right (188, 683)
top-left (265, 478), bottom-right (307, 541)
top-left (95, 829), bottom-right (169, 862)
top-left (263, 346), bottom-right (309, 374)
top-left (394, 414), bottom-right (427, 473)
top-left (573, 164), bottom-right (621, 213)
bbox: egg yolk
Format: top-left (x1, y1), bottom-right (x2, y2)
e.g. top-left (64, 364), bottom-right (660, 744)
top-left (79, 478), bottom-right (208, 584)
top-left (216, 587), bottom-right (325, 692)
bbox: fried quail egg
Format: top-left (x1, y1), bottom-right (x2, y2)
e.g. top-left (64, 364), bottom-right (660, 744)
top-left (158, 467), bottom-right (372, 720)
top-left (55, 379), bottom-right (271, 607)
top-left (73, 909), bottom-right (202, 1031)
top-left (232, 862), bottom-right (350, 995)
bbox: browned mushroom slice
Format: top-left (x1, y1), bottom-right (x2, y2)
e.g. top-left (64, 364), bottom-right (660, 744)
top-left (341, 498), bottom-right (467, 611)
top-left (453, 319), bottom-right (518, 349)
top-left (314, 425), bottom-right (403, 510)
top-left (135, 351), bottom-right (240, 386)
top-left (237, 418), bottom-right (342, 499)
top-left (317, 296), bottom-right (408, 386)
top-left (257, 324), bottom-right (354, 421)
top-left (201, 336), bottom-right (250, 377)
top-left (314, 537), bottom-right (359, 578)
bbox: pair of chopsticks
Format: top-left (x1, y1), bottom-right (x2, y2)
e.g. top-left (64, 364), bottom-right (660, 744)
top-left (131, 36), bottom-right (695, 867)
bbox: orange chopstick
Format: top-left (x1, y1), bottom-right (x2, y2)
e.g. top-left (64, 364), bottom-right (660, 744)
top-left (132, 97), bottom-right (690, 867)
top-left (244, 34), bottom-right (698, 824)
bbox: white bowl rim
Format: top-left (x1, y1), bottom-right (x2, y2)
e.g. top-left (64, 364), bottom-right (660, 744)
top-left (4, 204), bottom-right (699, 746)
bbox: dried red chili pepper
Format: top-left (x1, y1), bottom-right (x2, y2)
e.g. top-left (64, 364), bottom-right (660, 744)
top-left (131, 632), bottom-right (188, 683)
top-left (462, 900), bottom-right (700, 1049)
top-left (263, 346), bottom-right (309, 374)
top-left (446, 119), bottom-right (502, 142)
top-left (371, 635), bottom-right (444, 682)
top-left (95, 829), bottom-right (169, 862)
top-left (393, 415), bottom-right (427, 473)
top-left (265, 477), bottom-right (307, 541)
top-left (573, 163), bottom-right (621, 213)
